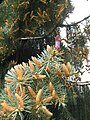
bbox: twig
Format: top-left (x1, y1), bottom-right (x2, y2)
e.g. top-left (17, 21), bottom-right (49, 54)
top-left (18, 15), bottom-right (90, 40)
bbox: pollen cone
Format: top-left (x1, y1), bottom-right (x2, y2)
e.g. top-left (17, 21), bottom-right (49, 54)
top-left (36, 89), bottom-right (42, 104)
top-left (40, 106), bottom-right (53, 116)
top-left (1, 101), bottom-right (16, 112)
top-left (46, 67), bottom-right (51, 74)
top-left (4, 86), bottom-right (14, 100)
top-left (5, 77), bottom-right (14, 83)
top-left (42, 96), bottom-right (52, 103)
top-left (67, 62), bottom-right (72, 73)
top-left (48, 82), bottom-right (55, 93)
top-left (28, 60), bottom-right (34, 72)
top-left (15, 67), bottom-right (24, 81)
top-left (32, 74), bottom-right (46, 80)
top-left (15, 93), bottom-right (24, 111)
top-left (47, 45), bottom-right (51, 54)
top-left (31, 56), bottom-right (41, 66)
top-left (55, 64), bottom-right (62, 78)
top-left (28, 86), bottom-right (36, 99)
top-left (52, 90), bottom-right (58, 100)
top-left (16, 84), bottom-right (20, 94)
top-left (62, 63), bottom-right (70, 77)
top-left (22, 62), bottom-right (27, 68)
top-left (20, 87), bottom-right (26, 99)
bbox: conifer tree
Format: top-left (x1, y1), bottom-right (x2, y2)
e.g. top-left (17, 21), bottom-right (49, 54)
top-left (0, 0), bottom-right (90, 119)
top-left (0, 0), bottom-right (72, 63)
top-left (0, 45), bottom-right (78, 120)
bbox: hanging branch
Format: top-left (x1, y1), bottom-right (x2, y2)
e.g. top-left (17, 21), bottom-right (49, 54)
top-left (19, 15), bottom-right (90, 40)
top-left (62, 15), bottom-right (90, 27)
top-left (77, 81), bottom-right (90, 86)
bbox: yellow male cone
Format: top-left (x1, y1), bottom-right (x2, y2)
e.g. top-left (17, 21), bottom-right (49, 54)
top-left (36, 89), bottom-right (42, 104)
top-left (55, 64), bottom-right (62, 78)
top-left (62, 63), bottom-right (70, 77)
top-left (67, 62), bottom-right (72, 73)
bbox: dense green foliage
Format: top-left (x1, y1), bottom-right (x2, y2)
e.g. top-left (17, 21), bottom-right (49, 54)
top-left (0, 46), bottom-right (76, 120)
top-left (0, 0), bottom-right (73, 63)
top-left (0, 0), bottom-right (90, 120)
top-left (0, 0), bottom-right (73, 84)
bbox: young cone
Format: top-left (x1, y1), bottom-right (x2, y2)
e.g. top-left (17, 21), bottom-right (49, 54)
top-left (52, 90), bottom-right (58, 100)
top-left (46, 67), bottom-right (51, 74)
top-left (1, 107), bottom-right (6, 115)
top-left (62, 64), bottom-right (70, 77)
top-left (48, 82), bottom-right (55, 93)
top-left (54, 50), bottom-right (59, 55)
top-left (67, 62), bottom-right (72, 73)
top-left (65, 0), bottom-right (68, 8)
top-left (42, 96), bottom-right (53, 103)
top-left (22, 62), bottom-right (27, 68)
top-left (4, 88), bottom-right (7, 94)
top-left (18, 64), bottom-right (23, 70)
top-left (5, 77), bottom-right (14, 83)
top-left (15, 67), bottom-right (24, 81)
top-left (28, 60), bottom-right (34, 72)
top-left (40, 106), bottom-right (53, 116)
top-left (15, 93), bottom-right (24, 111)
top-left (28, 86), bottom-right (36, 99)
top-left (1, 101), bottom-right (16, 112)
top-left (5, 86), bottom-right (14, 100)
top-left (31, 56), bottom-right (41, 66)
top-left (32, 74), bottom-right (46, 80)
top-left (47, 45), bottom-right (51, 54)
top-left (55, 64), bottom-right (62, 78)
top-left (36, 89), bottom-right (42, 104)
top-left (16, 84), bottom-right (20, 94)
top-left (20, 87), bottom-right (26, 99)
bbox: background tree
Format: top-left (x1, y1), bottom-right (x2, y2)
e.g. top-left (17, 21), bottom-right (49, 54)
top-left (0, 0), bottom-right (90, 120)
top-left (0, 0), bottom-right (73, 82)
top-left (0, 0), bottom-right (73, 63)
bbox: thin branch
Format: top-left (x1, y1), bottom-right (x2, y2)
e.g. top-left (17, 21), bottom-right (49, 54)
top-left (19, 15), bottom-right (90, 40)
top-left (61, 15), bottom-right (90, 27)
top-left (77, 81), bottom-right (90, 86)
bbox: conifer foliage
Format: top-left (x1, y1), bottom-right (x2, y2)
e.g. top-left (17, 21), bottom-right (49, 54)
top-left (0, 45), bottom-right (78, 120)
top-left (0, 0), bottom-right (71, 63)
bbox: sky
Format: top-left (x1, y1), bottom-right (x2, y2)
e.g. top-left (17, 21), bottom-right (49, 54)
top-left (66, 0), bottom-right (90, 23)
top-left (63, 0), bottom-right (90, 82)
